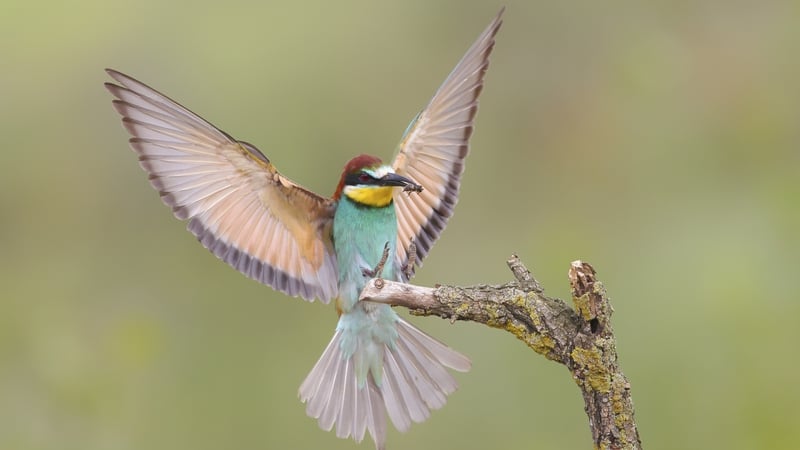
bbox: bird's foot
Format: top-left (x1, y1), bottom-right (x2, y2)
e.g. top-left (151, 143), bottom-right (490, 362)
top-left (363, 242), bottom-right (391, 280)
top-left (403, 239), bottom-right (417, 280)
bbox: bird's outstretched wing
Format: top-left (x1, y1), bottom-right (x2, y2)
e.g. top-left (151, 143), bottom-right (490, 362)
top-left (391, 8), bottom-right (503, 279)
top-left (106, 69), bottom-right (338, 302)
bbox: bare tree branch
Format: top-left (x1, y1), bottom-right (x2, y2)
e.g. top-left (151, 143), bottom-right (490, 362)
top-left (360, 255), bottom-right (642, 449)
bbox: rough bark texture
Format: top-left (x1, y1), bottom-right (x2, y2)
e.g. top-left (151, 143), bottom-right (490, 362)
top-left (360, 256), bottom-right (642, 450)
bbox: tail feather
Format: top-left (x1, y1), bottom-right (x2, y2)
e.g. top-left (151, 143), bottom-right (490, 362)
top-left (397, 317), bottom-right (472, 372)
top-left (300, 329), bottom-right (342, 420)
top-left (362, 378), bottom-right (386, 448)
top-left (384, 348), bottom-right (429, 425)
top-left (334, 361), bottom-right (355, 438)
top-left (392, 331), bottom-right (448, 408)
top-left (318, 353), bottom-right (345, 431)
top-left (381, 317), bottom-right (470, 431)
top-left (380, 352), bottom-right (413, 432)
top-left (299, 316), bottom-right (469, 449)
top-left (300, 329), bottom-right (387, 447)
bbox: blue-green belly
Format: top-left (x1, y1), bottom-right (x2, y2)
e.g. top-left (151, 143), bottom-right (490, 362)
top-left (332, 196), bottom-right (402, 386)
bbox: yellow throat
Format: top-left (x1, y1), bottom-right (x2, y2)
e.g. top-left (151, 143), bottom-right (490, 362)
top-left (343, 185), bottom-right (394, 207)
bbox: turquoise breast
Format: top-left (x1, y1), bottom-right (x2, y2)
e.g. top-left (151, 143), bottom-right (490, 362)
top-left (333, 196), bottom-right (400, 312)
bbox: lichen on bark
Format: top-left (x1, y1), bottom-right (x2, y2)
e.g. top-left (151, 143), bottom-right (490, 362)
top-left (360, 256), bottom-right (642, 449)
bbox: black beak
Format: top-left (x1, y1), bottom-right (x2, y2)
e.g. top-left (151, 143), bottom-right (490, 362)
top-left (379, 173), bottom-right (423, 192)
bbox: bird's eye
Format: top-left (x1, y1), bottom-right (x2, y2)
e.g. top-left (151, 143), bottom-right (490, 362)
top-left (358, 173), bottom-right (371, 183)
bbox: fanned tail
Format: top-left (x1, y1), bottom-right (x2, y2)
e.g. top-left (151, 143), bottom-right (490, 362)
top-left (299, 317), bottom-right (470, 449)
top-left (299, 329), bottom-right (387, 448)
top-left (381, 317), bottom-right (470, 432)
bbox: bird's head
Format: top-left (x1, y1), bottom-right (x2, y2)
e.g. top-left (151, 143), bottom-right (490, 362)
top-left (333, 154), bottom-right (423, 207)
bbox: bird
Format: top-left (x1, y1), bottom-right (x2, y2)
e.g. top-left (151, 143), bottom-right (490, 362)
top-left (105, 8), bottom-right (503, 449)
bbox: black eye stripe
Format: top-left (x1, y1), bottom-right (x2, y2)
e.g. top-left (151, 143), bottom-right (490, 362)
top-left (345, 171), bottom-right (377, 186)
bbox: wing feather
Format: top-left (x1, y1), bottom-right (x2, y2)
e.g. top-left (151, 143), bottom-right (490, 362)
top-left (392, 9), bottom-right (503, 279)
top-left (106, 69), bottom-right (338, 302)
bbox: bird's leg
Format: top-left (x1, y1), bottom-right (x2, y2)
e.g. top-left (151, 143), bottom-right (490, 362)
top-left (404, 239), bottom-right (417, 280)
top-left (363, 242), bottom-right (391, 279)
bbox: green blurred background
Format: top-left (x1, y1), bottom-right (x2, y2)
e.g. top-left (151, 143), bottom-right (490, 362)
top-left (2, 1), bottom-right (798, 449)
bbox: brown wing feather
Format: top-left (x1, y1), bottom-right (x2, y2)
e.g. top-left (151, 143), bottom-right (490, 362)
top-left (392, 9), bottom-right (503, 279)
top-left (106, 69), bottom-right (338, 302)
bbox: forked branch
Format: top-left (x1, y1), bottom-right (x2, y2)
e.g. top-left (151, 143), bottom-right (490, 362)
top-left (360, 255), bottom-right (642, 449)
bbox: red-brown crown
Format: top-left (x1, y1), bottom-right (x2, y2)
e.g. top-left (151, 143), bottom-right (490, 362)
top-left (332, 154), bottom-right (384, 200)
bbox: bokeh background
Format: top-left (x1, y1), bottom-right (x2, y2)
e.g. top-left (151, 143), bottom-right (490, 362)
top-left (2, 1), bottom-right (798, 449)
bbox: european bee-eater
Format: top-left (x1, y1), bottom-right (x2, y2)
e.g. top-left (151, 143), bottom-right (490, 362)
top-left (106, 8), bottom-right (502, 449)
